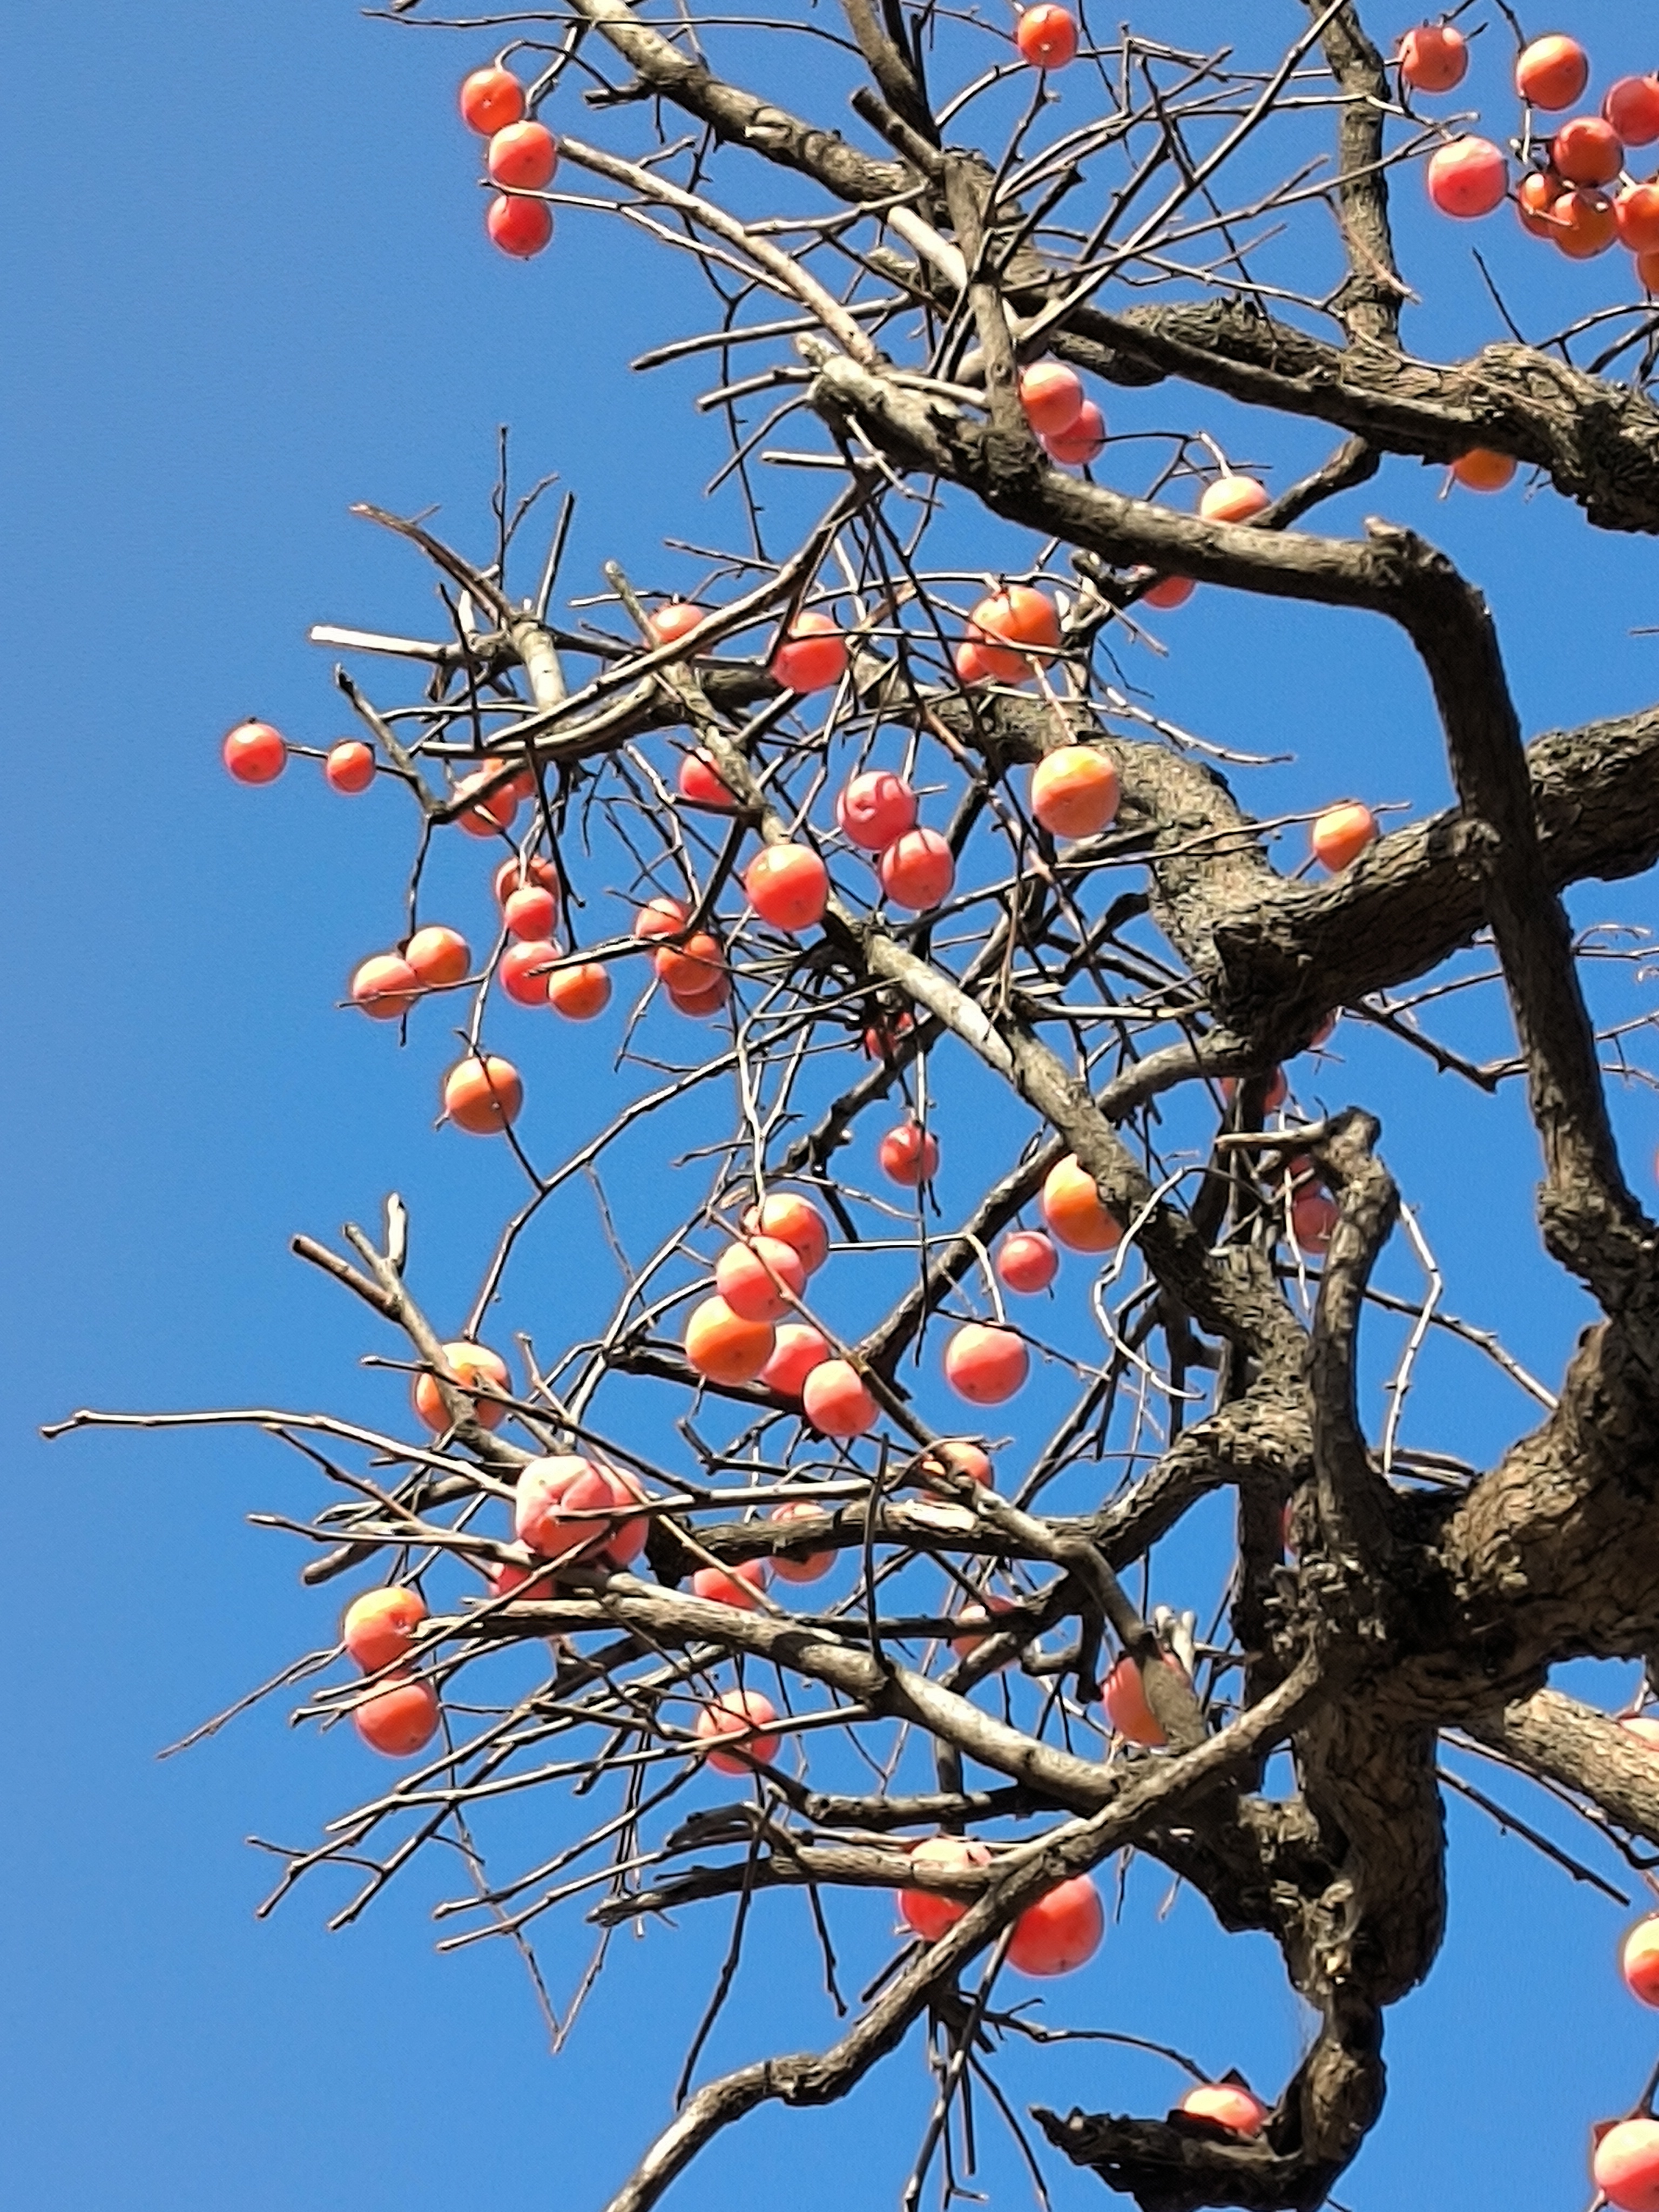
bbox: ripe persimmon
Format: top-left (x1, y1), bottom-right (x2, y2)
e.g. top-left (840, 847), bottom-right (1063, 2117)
top-left (968, 586), bottom-right (1061, 676)
top-left (771, 611), bottom-right (846, 693)
top-left (899, 1836), bottom-right (993, 1941)
top-left (350, 953), bottom-right (420, 1020)
top-left (460, 65), bottom-right (525, 134)
top-left (1040, 1155), bottom-right (1122, 1252)
top-left (653, 930), bottom-right (724, 996)
top-left (649, 602), bottom-right (707, 644)
top-left (1450, 448), bottom-right (1516, 491)
top-left (406, 925), bottom-right (470, 987)
top-left (442, 1054), bottom-right (523, 1135)
top-left (745, 842), bottom-right (830, 931)
top-left (487, 194), bottom-right (553, 258)
top-left (354, 1678), bottom-right (440, 1757)
top-left (1008, 1874), bottom-right (1103, 1975)
top-left (1141, 573), bottom-right (1195, 609)
top-left (1593, 2118), bottom-right (1659, 2212)
top-left (1517, 168), bottom-right (1564, 238)
top-left (943, 1323), bottom-right (1029, 1405)
top-left (996, 1230), bottom-right (1058, 1294)
top-left (1311, 801), bottom-right (1378, 871)
top-left (694, 1690), bottom-right (780, 1772)
top-left (691, 1559), bottom-right (770, 1610)
top-left (1042, 400), bottom-right (1107, 466)
top-left (1553, 116), bottom-right (1623, 188)
top-left (413, 1340), bottom-right (511, 1432)
top-left (1178, 2084), bottom-right (1268, 2135)
top-left (879, 827), bottom-right (955, 911)
top-left (677, 750), bottom-right (737, 808)
top-left (502, 882), bottom-right (558, 940)
top-left (801, 1357), bottom-right (879, 1437)
top-left (1516, 34), bottom-right (1589, 112)
top-left (836, 770), bottom-right (917, 851)
top-left (342, 1586), bottom-right (427, 1674)
top-left (1030, 745), bottom-right (1120, 838)
top-left (487, 120), bottom-right (558, 190)
top-left (494, 854), bottom-right (560, 909)
top-left (498, 939), bottom-right (556, 1005)
top-left (769, 1499), bottom-right (834, 1582)
top-left (1015, 4), bottom-right (1077, 70)
top-left (1398, 25), bottom-right (1467, 94)
top-left (515, 1454), bottom-right (648, 1567)
top-left (548, 961), bottom-right (612, 1020)
top-left (325, 739), bottom-right (375, 793)
top-left (635, 892), bottom-right (689, 941)
top-left (742, 1193), bottom-right (831, 1274)
top-left (1102, 1650), bottom-right (1189, 1745)
top-left (1607, 78), bottom-right (1659, 148)
top-left (715, 1234), bottom-right (808, 1323)
top-left (1017, 361), bottom-right (1085, 439)
top-left (685, 1295), bottom-right (774, 1383)
top-left (454, 764), bottom-right (517, 835)
top-left (1198, 475), bottom-right (1270, 523)
top-left (759, 1323), bottom-right (832, 1399)
top-left (222, 719), bottom-right (286, 784)
top-left (879, 1121), bottom-right (939, 1187)
top-left (1426, 137), bottom-right (1508, 218)
top-left (1618, 185), bottom-right (1659, 254)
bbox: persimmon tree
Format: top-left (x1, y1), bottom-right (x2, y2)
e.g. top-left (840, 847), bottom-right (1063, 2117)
top-left (49, 5), bottom-right (1659, 2209)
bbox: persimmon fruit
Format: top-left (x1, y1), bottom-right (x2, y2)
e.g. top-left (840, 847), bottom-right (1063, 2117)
top-left (325, 739), bottom-right (375, 793)
top-left (405, 925), bottom-right (470, 987)
top-left (1008, 1874), bottom-right (1104, 1975)
top-left (1516, 34), bottom-right (1589, 111)
top-left (548, 961), bottom-right (612, 1020)
top-left (742, 1193), bottom-right (831, 1274)
top-left (899, 1836), bottom-right (993, 1940)
top-left (685, 1296), bottom-right (774, 1383)
top-left (1017, 361), bottom-right (1085, 439)
top-left (499, 939), bottom-right (557, 1005)
top-left (715, 1234), bottom-right (808, 1324)
top-left (487, 120), bottom-right (558, 190)
top-left (1015, 4), bottom-right (1077, 70)
top-left (1311, 801), bottom-right (1377, 871)
top-left (771, 612), bottom-right (846, 693)
top-left (1399, 25), bottom-right (1467, 93)
top-left (413, 1340), bottom-right (511, 1431)
top-left (691, 1560), bottom-right (770, 1611)
top-left (223, 719), bottom-right (286, 784)
top-left (1553, 116), bottom-right (1623, 187)
top-left (515, 1454), bottom-right (648, 1567)
top-left (943, 1324), bottom-right (1030, 1405)
top-left (350, 953), bottom-right (420, 1020)
top-left (879, 827), bottom-right (955, 911)
top-left (1451, 448), bottom-right (1517, 491)
top-left (1594, 2119), bottom-right (1659, 2212)
top-left (997, 1229), bottom-right (1059, 1294)
top-left (1198, 475), bottom-right (1270, 523)
top-left (1426, 137), bottom-right (1508, 218)
top-left (442, 1055), bottom-right (523, 1135)
top-left (801, 1358), bottom-right (879, 1437)
top-left (354, 1678), bottom-right (440, 1757)
top-left (1178, 2084), bottom-right (1268, 2135)
top-left (342, 1586), bottom-right (427, 1674)
top-left (836, 770), bottom-right (917, 851)
top-left (1042, 400), bottom-right (1107, 465)
top-left (503, 882), bottom-right (558, 940)
top-left (769, 1499), bottom-right (835, 1582)
top-left (460, 65), bottom-right (525, 134)
top-left (879, 1121), bottom-right (940, 1186)
top-left (1607, 77), bottom-right (1659, 147)
top-left (759, 1323), bottom-right (832, 1399)
top-left (1030, 745), bottom-right (1120, 838)
top-left (487, 194), bottom-right (554, 258)
top-left (745, 842), bottom-right (830, 931)
top-left (694, 1690), bottom-right (780, 1773)
top-left (1040, 1155), bottom-right (1122, 1252)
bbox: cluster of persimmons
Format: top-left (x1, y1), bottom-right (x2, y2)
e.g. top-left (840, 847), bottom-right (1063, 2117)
top-left (1411, 24), bottom-right (1659, 288)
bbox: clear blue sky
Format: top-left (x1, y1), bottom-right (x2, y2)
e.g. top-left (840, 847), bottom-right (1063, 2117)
top-left (5, 4), bottom-right (1659, 2207)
